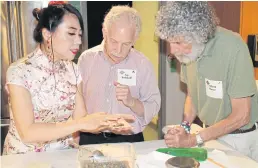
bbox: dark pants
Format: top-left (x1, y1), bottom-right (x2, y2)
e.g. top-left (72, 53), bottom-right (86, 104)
top-left (79, 132), bottom-right (144, 145)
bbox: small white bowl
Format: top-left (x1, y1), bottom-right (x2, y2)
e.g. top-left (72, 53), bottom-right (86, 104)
top-left (162, 125), bottom-right (180, 134)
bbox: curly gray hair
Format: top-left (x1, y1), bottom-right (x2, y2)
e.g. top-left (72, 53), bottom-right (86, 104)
top-left (103, 5), bottom-right (142, 38)
top-left (155, 1), bottom-right (220, 44)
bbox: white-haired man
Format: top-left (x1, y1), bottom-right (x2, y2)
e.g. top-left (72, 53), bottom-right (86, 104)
top-left (78, 5), bottom-right (161, 144)
top-left (156, 2), bottom-right (258, 161)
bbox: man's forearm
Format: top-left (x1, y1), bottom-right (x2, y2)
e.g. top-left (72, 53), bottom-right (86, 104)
top-left (183, 95), bottom-right (197, 124)
top-left (199, 112), bottom-right (249, 142)
top-left (129, 98), bottom-right (144, 117)
top-left (199, 97), bottom-right (251, 143)
top-left (183, 111), bottom-right (196, 124)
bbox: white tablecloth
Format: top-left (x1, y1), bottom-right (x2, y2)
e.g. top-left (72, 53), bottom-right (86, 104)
top-left (1, 125), bottom-right (258, 168)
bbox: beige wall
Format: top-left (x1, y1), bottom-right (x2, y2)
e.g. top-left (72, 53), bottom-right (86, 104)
top-left (133, 1), bottom-right (159, 79)
top-left (133, 1), bottom-right (159, 140)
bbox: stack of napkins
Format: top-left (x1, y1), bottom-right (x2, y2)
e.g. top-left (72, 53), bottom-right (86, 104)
top-left (136, 149), bottom-right (241, 168)
top-left (136, 151), bottom-right (171, 168)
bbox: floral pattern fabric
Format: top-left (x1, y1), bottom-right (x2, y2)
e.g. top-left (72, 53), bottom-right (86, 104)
top-left (3, 48), bottom-right (81, 155)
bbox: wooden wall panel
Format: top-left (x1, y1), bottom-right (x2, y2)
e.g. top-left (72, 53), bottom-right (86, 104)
top-left (209, 1), bottom-right (241, 33)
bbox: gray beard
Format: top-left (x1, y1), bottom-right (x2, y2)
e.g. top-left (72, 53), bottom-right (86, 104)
top-left (175, 43), bottom-right (205, 65)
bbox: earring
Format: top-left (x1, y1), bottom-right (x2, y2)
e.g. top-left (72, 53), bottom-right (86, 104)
top-left (47, 40), bottom-right (50, 49)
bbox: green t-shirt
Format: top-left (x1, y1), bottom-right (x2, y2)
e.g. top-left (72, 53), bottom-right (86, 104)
top-left (181, 27), bottom-right (258, 129)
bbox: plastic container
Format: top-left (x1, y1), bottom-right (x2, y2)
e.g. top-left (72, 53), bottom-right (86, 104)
top-left (156, 148), bottom-right (208, 161)
top-left (77, 143), bottom-right (136, 168)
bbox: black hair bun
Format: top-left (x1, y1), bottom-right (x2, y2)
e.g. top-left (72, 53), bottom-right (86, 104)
top-left (32, 8), bottom-right (41, 21)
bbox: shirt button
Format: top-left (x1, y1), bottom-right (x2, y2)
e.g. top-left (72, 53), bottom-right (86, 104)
top-left (107, 99), bottom-right (109, 102)
top-left (109, 83), bottom-right (111, 86)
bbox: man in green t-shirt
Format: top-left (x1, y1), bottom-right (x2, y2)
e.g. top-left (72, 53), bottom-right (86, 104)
top-left (155, 1), bottom-right (258, 161)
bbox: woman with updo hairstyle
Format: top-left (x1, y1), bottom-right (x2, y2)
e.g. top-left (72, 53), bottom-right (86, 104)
top-left (3, 1), bottom-right (134, 155)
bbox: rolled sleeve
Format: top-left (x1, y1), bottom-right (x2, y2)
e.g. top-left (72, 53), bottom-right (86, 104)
top-left (227, 42), bottom-right (257, 98)
top-left (138, 61), bottom-right (161, 129)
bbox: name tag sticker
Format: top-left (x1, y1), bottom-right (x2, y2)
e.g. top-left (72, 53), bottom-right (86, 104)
top-left (205, 78), bottom-right (223, 99)
top-left (117, 69), bottom-right (137, 86)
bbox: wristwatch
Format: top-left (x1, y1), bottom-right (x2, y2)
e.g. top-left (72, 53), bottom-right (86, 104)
top-left (195, 133), bottom-right (204, 147)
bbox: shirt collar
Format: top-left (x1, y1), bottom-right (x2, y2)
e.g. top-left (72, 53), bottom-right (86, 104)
top-left (200, 26), bottom-right (221, 58)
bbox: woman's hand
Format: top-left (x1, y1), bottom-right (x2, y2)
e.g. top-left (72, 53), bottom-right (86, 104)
top-left (78, 112), bottom-right (110, 133)
top-left (78, 113), bottom-right (135, 134)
